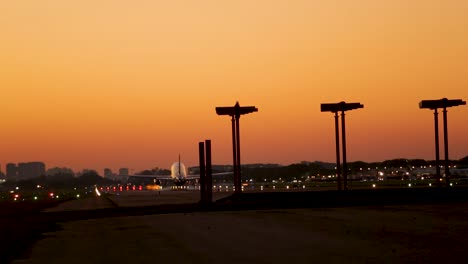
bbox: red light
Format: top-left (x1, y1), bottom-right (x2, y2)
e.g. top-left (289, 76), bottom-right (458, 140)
top-left (132, 185), bottom-right (136, 191)
top-left (14, 194), bottom-right (19, 198)
top-left (49, 193), bottom-right (54, 197)
top-left (119, 186), bottom-right (123, 191)
top-left (138, 185), bottom-right (142, 191)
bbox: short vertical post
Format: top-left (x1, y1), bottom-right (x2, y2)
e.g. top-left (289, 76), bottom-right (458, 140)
top-left (205, 140), bottom-right (213, 203)
top-left (198, 142), bottom-right (206, 204)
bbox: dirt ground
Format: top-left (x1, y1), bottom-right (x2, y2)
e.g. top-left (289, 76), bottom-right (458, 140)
top-left (12, 202), bottom-right (468, 264)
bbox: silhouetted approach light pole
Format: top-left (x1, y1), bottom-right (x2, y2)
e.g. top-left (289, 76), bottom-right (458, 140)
top-left (321, 102), bottom-right (364, 191)
top-left (419, 98), bottom-right (466, 188)
top-left (216, 102), bottom-right (258, 194)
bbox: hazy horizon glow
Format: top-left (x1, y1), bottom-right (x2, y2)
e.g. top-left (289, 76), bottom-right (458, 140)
top-left (1, 1), bottom-right (467, 173)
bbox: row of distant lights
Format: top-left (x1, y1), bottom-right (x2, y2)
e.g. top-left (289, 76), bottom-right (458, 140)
top-left (13, 193), bottom-right (80, 201)
top-left (177, 185), bottom-right (309, 191)
top-left (193, 183), bottom-right (459, 191)
top-left (338, 165), bottom-right (456, 170)
top-left (372, 183), bottom-right (455, 188)
top-left (144, 183), bottom-right (460, 191)
top-left (209, 185), bottom-right (307, 191)
top-left (12, 192), bottom-right (81, 201)
top-left (101, 186), bottom-right (143, 191)
top-left (179, 183), bottom-right (453, 191)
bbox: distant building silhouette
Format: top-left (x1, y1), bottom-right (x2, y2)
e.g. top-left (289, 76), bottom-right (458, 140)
top-left (0, 165), bottom-right (5, 181)
top-left (6, 163), bottom-right (18, 181)
top-left (18, 162), bottom-right (46, 180)
top-left (119, 168), bottom-right (129, 176)
top-left (104, 168), bottom-right (114, 179)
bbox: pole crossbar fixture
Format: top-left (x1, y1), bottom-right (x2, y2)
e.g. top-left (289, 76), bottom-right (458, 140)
top-left (419, 98), bottom-right (466, 188)
top-left (321, 101), bottom-right (364, 191)
top-left (216, 102), bottom-right (258, 194)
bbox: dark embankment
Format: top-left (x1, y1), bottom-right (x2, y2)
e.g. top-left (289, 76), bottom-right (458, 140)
top-left (3, 187), bottom-right (468, 263)
top-left (216, 187), bottom-right (468, 209)
top-left (0, 200), bottom-right (68, 264)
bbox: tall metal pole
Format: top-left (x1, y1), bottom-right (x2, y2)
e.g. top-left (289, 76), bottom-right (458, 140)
top-left (334, 111), bottom-right (342, 191)
top-left (216, 102), bottom-right (257, 194)
top-left (443, 107), bottom-right (450, 187)
top-left (235, 114), bottom-right (242, 194)
top-left (198, 142), bottom-right (206, 204)
top-left (231, 116), bottom-right (238, 193)
top-left (341, 110), bottom-right (348, 190)
top-left (433, 109), bottom-right (441, 187)
top-left (205, 140), bottom-right (213, 203)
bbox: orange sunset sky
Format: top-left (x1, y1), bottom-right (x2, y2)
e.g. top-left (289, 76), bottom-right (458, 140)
top-left (1, 1), bottom-right (467, 173)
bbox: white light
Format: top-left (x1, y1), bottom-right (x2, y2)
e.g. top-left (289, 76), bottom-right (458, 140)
top-left (273, 186), bottom-right (276, 190)
top-left (372, 184), bottom-right (376, 188)
top-left (260, 186), bottom-right (264, 191)
top-left (429, 183), bottom-right (432, 187)
top-left (16, 187), bottom-right (19, 190)
top-left (34, 196), bottom-right (38, 200)
top-left (76, 194), bottom-right (80, 198)
top-left (303, 185), bottom-right (306, 189)
top-left (95, 187), bottom-right (101, 196)
top-left (450, 183), bottom-right (453, 186)
top-left (408, 183), bottom-right (412, 187)
top-left (286, 186), bottom-right (290, 189)
top-left (56, 195), bottom-right (59, 199)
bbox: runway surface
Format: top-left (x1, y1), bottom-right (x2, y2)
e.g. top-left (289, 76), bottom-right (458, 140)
top-left (44, 190), bottom-right (231, 212)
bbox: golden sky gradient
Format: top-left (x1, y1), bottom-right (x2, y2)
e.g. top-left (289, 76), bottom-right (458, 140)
top-left (1, 1), bottom-right (467, 173)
